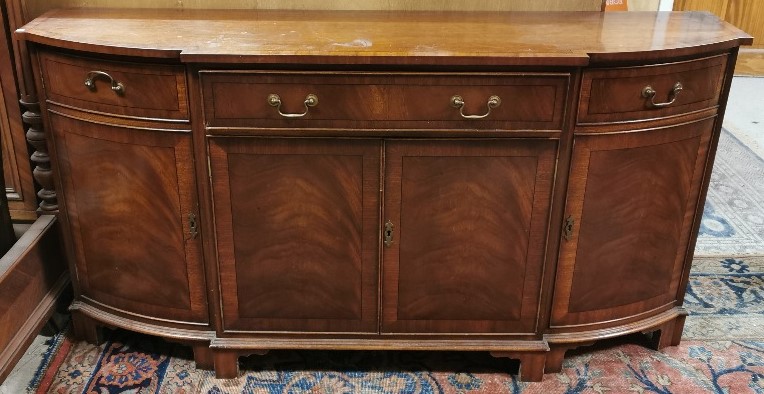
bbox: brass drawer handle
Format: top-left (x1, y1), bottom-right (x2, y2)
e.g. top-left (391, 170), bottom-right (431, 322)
top-left (84, 71), bottom-right (125, 95)
top-left (450, 95), bottom-right (501, 119)
top-left (641, 82), bottom-right (683, 108)
top-left (267, 93), bottom-right (318, 118)
top-left (383, 220), bottom-right (394, 247)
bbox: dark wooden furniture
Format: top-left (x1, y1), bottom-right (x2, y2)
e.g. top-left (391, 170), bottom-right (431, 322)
top-left (0, 216), bottom-right (68, 382)
top-left (0, 1), bottom-right (37, 221)
top-left (0, 2), bottom-right (69, 383)
top-left (17, 9), bottom-right (752, 381)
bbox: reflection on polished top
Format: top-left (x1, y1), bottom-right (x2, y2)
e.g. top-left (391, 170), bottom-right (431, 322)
top-left (18, 9), bottom-right (753, 64)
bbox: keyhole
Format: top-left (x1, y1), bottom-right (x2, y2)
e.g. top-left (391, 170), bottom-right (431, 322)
top-left (563, 216), bottom-right (574, 241)
top-left (384, 220), bottom-right (394, 247)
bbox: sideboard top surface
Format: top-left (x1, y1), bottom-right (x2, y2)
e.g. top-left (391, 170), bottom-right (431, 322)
top-left (17, 9), bottom-right (753, 65)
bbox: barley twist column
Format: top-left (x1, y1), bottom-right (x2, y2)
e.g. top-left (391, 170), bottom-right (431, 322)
top-left (21, 98), bottom-right (58, 212)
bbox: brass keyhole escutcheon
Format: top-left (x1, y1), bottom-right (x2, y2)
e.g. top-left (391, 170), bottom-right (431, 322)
top-left (384, 220), bottom-right (394, 247)
top-left (189, 213), bottom-right (199, 239)
top-left (563, 215), bottom-right (574, 241)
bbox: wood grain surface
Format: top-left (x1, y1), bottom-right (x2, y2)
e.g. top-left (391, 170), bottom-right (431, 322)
top-left (0, 4), bottom-right (36, 219)
top-left (17, 9), bottom-right (752, 64)
top-left (396, 155), bottom-right (534, 321)
top-left (725, 0), bottom-right (764, 48)
top-left (382, 139), bottom-right (557, 334)
top-left (40, 51), bottom-right (188, 120)
top-left (201, 72), bottom-right (566, 131)
top-left (578, 55), bottom-right (727, 124)
top-left (673, 0), bottom-right (731, 16)
top-left (209, 138), bottom-right (380, 333)
top-left (675, 0), bottom-right (763, 48)
top-left (22, 0), bottom-right (604, 20)
top-left (735, 49), bottom-right (764, 76)
top-left (49, 113), bottom-right (207, 324)
top-left (231, 154), bottom-right (363, 320)
top-left (0, 216), bottom-right (67, 382)
top-left (551, 117), bottom-right (716, 327)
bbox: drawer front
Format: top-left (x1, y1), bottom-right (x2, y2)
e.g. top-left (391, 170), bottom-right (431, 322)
top-left (201, 72), bottom-right (568, 131)
top-left (578, 55), bottom-right (727, 124)
top-left (40, 52), bottom-right (188, 120)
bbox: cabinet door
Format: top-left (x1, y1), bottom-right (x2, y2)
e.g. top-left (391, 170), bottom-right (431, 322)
top-left (550, 118), bottom-right (715, 327)
top-left (382, 139), bottom-right (557, 334)
top-left (49, 114), bottom-right (207, 324)
top-left (209, 138), bottom-right (380, 333)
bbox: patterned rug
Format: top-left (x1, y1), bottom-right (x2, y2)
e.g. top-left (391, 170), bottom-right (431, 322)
top-left (684, 257), bottom-right (764, 340)
top-left (23, 256), bottom-right (764, 393)
top-left (695, 129), bottom-right (764, 255)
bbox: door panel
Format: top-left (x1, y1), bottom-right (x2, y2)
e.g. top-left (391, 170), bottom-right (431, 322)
top-left (551, 117), bottom-right (716, 327)
top-left (50, 114), bottom-right (206, 324)
top-left (209, 138), bottom-right (380, 333)
top-left (382, 139), bottom-right (557, 334)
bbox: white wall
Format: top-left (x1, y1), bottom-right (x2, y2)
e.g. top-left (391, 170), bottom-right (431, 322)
top-left (627, 0), bottom-right (674, 11)
top-left (659, 0), bottom-right (674, 11)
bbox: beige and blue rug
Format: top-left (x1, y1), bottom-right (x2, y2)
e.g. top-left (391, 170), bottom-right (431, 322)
top-left (723, 77), bottom-right (764, 162)
top-left (684, 257), bottom-right (764, 340)
top-left (695, 129), bottom-right (764, 256)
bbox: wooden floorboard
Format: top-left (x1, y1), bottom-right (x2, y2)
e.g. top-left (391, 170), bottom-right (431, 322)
top-left (735, 49), bottom-right (764, 76)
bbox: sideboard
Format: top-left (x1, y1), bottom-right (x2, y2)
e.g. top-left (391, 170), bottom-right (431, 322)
top-left (17, 9), bottom-right (752, 381)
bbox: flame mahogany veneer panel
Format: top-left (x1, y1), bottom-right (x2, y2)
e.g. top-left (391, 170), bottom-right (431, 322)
top-left (569, 137), bottom-right (699, 311)
top-left (579, 55), bottom-right (727, 124)
top-left (209, 138), bottom-right (380, 333)
top-left (40, 52), bottom-right (189, 120)
top-left (49, 114), bottom-right (207, 324)
top-left (201, 72), bottom-right (567, 131)
top-left (382, 139), bottom-right (557, 334)
top-left (551, 118), bottom-right (716, 327)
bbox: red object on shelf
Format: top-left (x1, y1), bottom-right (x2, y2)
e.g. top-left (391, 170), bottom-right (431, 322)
top-left (605, 0), bottom-right (629, 11)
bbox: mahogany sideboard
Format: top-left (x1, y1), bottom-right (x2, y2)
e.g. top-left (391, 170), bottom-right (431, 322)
top-left (17, 9), bottom-right (752, 381)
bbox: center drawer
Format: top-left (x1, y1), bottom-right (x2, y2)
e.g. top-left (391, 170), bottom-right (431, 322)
top-left (201, 72), bottom-right (568, 132)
